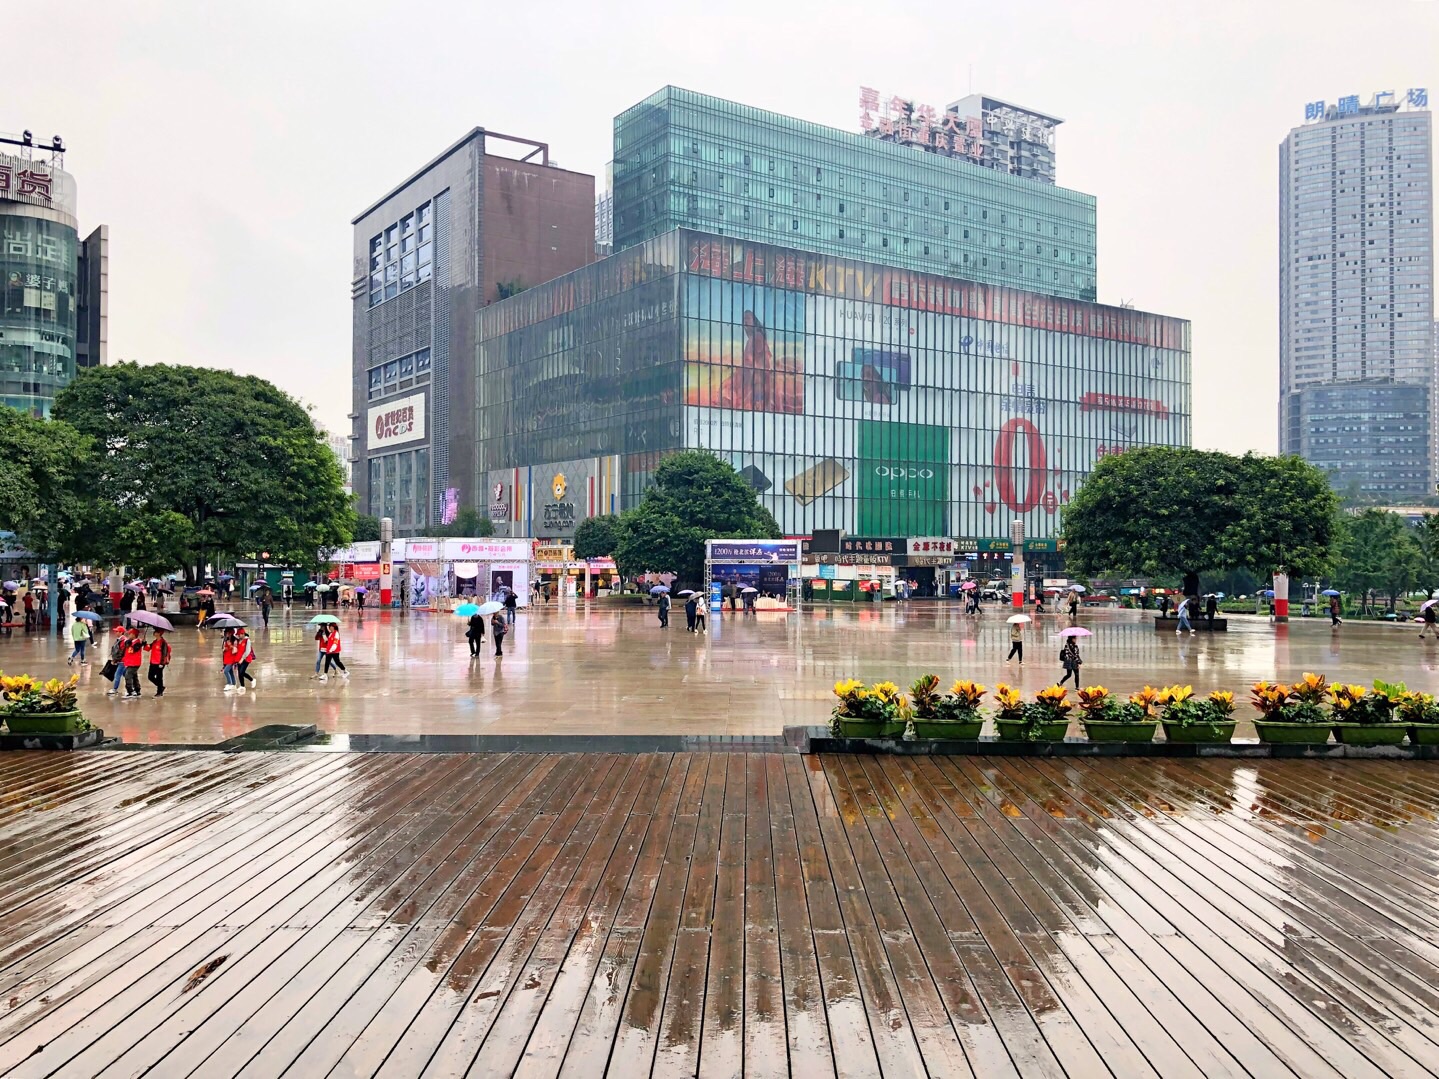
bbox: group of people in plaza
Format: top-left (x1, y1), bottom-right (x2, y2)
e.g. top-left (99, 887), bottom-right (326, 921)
top-left (97, 626), bottom-right (173, 700)
top-left (654, 589), bottom-right (709, 633)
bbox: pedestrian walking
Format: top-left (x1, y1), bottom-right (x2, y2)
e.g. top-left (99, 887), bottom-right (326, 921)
top-left (259, 592), bottom-right (272, 628)
top-left (222, 629), bottom-right (240, 692)
top-left (1419, 603), bottom-right (1438, 639)
top-left (1206, 594), bottom-right (1219, 628)
top-left (1176, 596), bottom-right (1195, 635)
top-left (67, 616), bottom-right (93, 665)
top-left (22, 591), bottom-right (35, 632)
top-left (504, 589), bottom-right (518, 626)
top-left (1034, 594), bottom-right (1046, 615)
top-left (122, 628), bottom-right (146, 699)
top-left (1067, 591), bottom-right (1079, 621)
top-left (1007, 620), bottom-right (1024, 664)
top-left (1059, 637), bottom-right (1082, 686)
top-left (657, 591), bottom-right (671, 628)
top-left (684, 593), bottom-right (698, 632)
top-left (1158, 594), bottom-right (1170, 618)
top-left (282, 580), bottom-right (293, 609)
top-left (1329, 595), bottom-right (1343, 627)
top-left (321, 624), bottom-right (349, 680)
top-left (104, 630), bottom-right (128, 696)
top-left (466, 611), bottom-right (485, 656)
top-left (147, 630), bottom-right (171, 697)
top-left (491, 611), bottom-right (508, 656)
top-left (235, 628), bottom-right (256, 692)
top-left (694, 599), bottom-right (707, 633)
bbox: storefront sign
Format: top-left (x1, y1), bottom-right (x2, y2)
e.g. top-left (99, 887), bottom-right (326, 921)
top-left (707, 540), bottom-right (800, 563)
top-left (404, 540), bottom-right (439, 560)
top-left (534, 545), bottom-right (574, 564)
top-left (443, 539), bottom-right (531, 561)
top-left (976, 538), bottom-right (1012, 553)
top-left (0, 155), bottom-right (55, 209)
top-left (488, 481), bottom-right (509, 521)
top-left (840, 537), bottom-right (904, 555)
top-left (906, 538), bottom-right (955, 556)
top-left (1022, 538), bottom-right (1063, 553)
top-left (367, 393), bottom-right (426, 450)
top-left (587, 557), bottom-right (617, 572)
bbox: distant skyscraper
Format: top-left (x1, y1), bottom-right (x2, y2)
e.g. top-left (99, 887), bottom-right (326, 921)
top-left (1279, 89), bottom-right (1434, 497)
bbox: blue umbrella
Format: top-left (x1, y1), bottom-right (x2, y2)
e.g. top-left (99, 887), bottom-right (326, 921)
top-left (650, 585), bottom-right (670, 595)
top-left (455, 603), bottom-right (480, 617)
top-left (1261, 590), bottom-right (1275, 597)
top-left (73, 611), bottom-right (103, 622)
top-left (1321, 589), bottom-right (1341, 597)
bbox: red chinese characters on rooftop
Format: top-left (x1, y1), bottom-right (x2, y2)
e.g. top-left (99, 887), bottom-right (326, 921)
top-left (0, 162), bottom-right (54, 206)
top-left (858, 87), bottom-right (984, 162)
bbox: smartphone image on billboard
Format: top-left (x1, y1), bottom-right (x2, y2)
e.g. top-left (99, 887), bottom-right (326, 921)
top-left (738, 464), bottom-right (772, 493)
top-left (785, 459), bottom-right (850, 506)
top-left (835, 350), bottom-right (910, 404)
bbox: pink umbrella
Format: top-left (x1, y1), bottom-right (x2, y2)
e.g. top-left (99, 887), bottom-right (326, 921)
top-left (960, 581), bottom-right (978, 591)
top-left (125, 610), bottom-right (175, 632)
top-left (1057, 627), bottom-right (1092, 638)
top-left (1422, 599), bottom-right (1437, 611)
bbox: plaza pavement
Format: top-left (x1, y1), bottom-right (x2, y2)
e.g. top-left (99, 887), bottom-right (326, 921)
top-left (4, 601), bottom-right (1437, 744)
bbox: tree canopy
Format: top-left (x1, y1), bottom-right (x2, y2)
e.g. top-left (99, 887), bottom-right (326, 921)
top-left (613, 451), bottom-right (780, 583)
top-left (573, 515), bottom-right (623, 561)
top-left (352, 514), bottom-right (382, 542)
top-left (1333, 509), bottom-right (1422, 611)
top-left (51, 363), bottom-right (353, 578)
top-left (0, 407), bottom-right (91, 558)
top-left (1063, 448), bottom-right (1338, 580)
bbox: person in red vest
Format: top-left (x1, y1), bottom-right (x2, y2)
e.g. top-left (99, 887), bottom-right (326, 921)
top-left (122, 627), bottom-right (146, 700)
top-left (234, 627), bottom-right (256, 693)
top-left (147, 630), bottom-right (172, 697)
top-left (222, 629), bottom-right (240, 693)
top-left (320, 624), bottom-right (348, 682)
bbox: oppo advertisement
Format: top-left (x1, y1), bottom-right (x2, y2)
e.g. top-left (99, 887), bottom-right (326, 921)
top-left (681, 276), bottom-right (1188, 540)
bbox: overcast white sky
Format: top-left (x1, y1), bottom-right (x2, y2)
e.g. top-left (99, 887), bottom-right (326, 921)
top-left (8, 0), bottom-right (1437, 451)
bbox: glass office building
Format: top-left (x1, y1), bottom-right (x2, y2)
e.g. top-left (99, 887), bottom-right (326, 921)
top-left (476, 229), bottom-right (1188, 543)
top-left (1, 153), bottom-right (81, 416)
top-left (1279, 92), bottom-right (1434, 495)
top-left (612, 87), bottom-right (1098, 303)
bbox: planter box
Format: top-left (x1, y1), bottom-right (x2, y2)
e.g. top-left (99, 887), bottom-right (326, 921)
top-left (4, 710), bottom-right (89, 735)
top-left (911, 720), bottom-right (984, 740)
top-left (1253, 720), bottom-right (1331, 745)
top-left (1160, 720), bottom-right (1236, 744)
top-left (1082, 720), bottom-right (1158, 743)
top-left (1331, 723), bottom-right (1410, 747)
top-left (1408, 724), bottom-right (1439, 746)
top-left (995, 718), bottom-right (1070, 741)
top-left (835, 717), bottom-right (905, 739)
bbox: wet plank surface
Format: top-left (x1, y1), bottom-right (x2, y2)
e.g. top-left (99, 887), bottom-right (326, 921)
top-left (2, 751), bottom-right (1439, 1077)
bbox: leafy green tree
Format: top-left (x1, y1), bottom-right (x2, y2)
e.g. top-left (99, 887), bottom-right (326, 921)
top-left (573, 515), bottom-right (623, 561)
top-left (432, 506), bottom-right (494, 538)
top-left (1063, 448), bottom-right (1338, 582)
top-left (352, 513), bottom-right (382, 542)
top-left (614, 451), bottom-right (780, 584)
top-left (1411, 512), bottom-right (1439, 597)
top-left (0, 407), bottom-right (92, 558)
top-left (51, 363), bottom-right (353, 580)
top-left (1335, 509), bottom-right (1422, 613)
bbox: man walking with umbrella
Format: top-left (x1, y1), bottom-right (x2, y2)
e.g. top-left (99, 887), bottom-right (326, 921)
top-left (657, 589), bottom-right (670, 628)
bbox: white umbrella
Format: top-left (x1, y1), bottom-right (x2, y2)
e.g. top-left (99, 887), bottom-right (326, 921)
top-left (1068, 584), bottom-right (1086, 592)
top-left (1422, 599), bottom-right (1438, 612)
top-left (677, 589), bottom-right (696, 596)
top-left (1006, 614), bottom-right (1032, 624)
top-left (476, 601), bottom-right (504, 616)
top-left (741, 586), bottom-right (759, 593)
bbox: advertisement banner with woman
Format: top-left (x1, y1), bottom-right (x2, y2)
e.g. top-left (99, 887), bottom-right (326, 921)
top-left (684, 278), bottom-right (804, 414)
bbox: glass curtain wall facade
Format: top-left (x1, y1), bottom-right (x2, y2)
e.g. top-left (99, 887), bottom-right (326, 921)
top-left (1, 212), bottom-right (79, 416)
top-left (477, 229), bottom-right (1188, 542)
top-left (613, 87), bottom-right (1098, 302)
top-left (1284, 380), bottom-right (1430, 495)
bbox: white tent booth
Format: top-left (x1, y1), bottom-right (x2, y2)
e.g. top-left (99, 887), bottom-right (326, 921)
top-left (402, 538), bottom-right (533, 611)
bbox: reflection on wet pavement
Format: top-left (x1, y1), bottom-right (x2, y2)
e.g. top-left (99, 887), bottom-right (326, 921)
top-left (2, 750), bottom-right (1438, 1075)
top-left (7, 603), bottom-right (1439, 744)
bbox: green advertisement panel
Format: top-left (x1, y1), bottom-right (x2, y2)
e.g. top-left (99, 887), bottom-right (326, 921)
top-left (857, 421), bottom-right (949, 536)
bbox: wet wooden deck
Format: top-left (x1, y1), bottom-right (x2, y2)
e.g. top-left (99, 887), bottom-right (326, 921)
top-left (3, 751), bottom-right (1439, 1077)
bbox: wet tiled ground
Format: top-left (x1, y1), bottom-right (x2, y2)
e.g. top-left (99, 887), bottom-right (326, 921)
top-left (4, 602), bottom-right (1438, 744)
top-left (3, 750), bottom-right (1439, 1076)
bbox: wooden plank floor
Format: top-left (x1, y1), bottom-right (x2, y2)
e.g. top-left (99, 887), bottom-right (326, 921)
top-left (3, 752), bottom-right (1439, 1077)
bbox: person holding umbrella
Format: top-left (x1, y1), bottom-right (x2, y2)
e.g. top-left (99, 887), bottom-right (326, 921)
top-left (1324, 590), bottom-right (1343, 627)
top-left (121, 626), bottom-right (146, 699)
top-left (321, 623), bottom-right (348, 680)
top-left (466, 608), bottom-right (485, 656)
top-left (234, 627), bottom-right (256, 692)
top-left (67, 611), bottom-right (96, 665)
top-left (221, 628), bottom-right (241, 692)
top-left (1419, 599), bottom-right (1438, 640)
top-left (657, 588), bottom-right (671, 628)
top-left (148, 630), bottom-right (172, 697)
top-left (683, 591), bottom-right (699, 632)
top-left (1057, 627), bottom-right (1090, 687)
top-left (491, 610), bottom-right (508, 656)
top-left (1006, 614), bottom-right (1029, 664)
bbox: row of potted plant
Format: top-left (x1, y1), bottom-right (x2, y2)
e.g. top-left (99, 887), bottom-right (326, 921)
top-left (830, 673), bottom-right (1439, 747)
top-left (0, 674), bottom-right (89, 735)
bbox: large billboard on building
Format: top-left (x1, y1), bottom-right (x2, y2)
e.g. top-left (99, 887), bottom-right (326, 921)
top-left (368, 393), bottom-right (426, 450)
